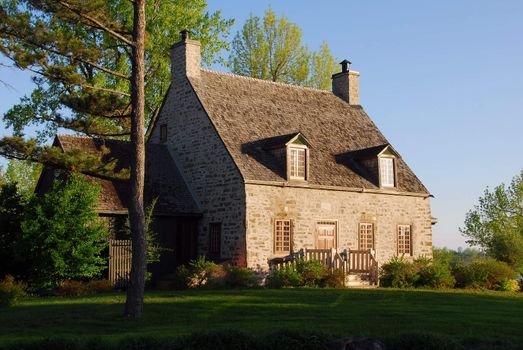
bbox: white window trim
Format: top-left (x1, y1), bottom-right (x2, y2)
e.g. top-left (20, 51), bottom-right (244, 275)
top-left (288, 145), bottom-right (308, 181)
top-left (359, 222), bottom-right (375, 250)
top-left (379, 156), bottom-right (395, 188)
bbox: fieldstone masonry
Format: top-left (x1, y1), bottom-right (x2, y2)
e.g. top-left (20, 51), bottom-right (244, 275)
top-left (245, 183), bottom-right (432, 270)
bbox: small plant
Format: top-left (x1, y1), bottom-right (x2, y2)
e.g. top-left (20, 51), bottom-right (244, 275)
top-left (0, 275), bottom-right (27, 307)
top-left (226, 266), bottom-right (258, 288)
top-left (267, 267), bottom-right (302, 288)
top-left (498, 279), bottom-right (520, 292)
top-left (321, 268), bottom-right (346, 288)
top-left (55, 280), bottom-right (87, 296)
top-left (86, 279), bottom-right (114, 293)
top-left (379, 256), bottom-right (419, 288)
top-left (416, 257), bottom-right (455, 289)
top-left (295, 259), bottom-right (326, 287)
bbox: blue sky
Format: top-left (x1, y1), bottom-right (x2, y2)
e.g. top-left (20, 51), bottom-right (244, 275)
top-left (1, 0), bottom-right (522, 249)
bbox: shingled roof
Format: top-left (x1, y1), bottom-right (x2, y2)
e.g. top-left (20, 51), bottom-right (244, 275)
top-left (189, 69), bottom-right (429, 194)
top-left (54, 135), bottom-right (200, 215)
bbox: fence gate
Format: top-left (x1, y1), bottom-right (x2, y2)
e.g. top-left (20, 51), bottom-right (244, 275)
top-left (109, 239), bottom-right (132, 288)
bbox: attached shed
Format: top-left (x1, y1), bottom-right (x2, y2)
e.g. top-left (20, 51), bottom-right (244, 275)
top-left (35, 135), bottom-right (202, 286)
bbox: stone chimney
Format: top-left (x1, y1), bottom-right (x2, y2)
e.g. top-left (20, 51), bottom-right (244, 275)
top-left (171, 29), bottom-right (201, 79)
top-left (332, 59), bottom-right (360, 105)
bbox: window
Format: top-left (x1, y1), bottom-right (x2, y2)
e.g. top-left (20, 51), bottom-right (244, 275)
top-left (274, 219), bottom-right (292, 254)
top-left (208, 223), bottom-right (221, 257)
top-left (379, 157), bottom-right (395, 187)
top-left (359, 223), bottom-right (374, 250)
top-left (159, 124), bottom-right (168, 143)
top-left (398, 225), bottom-right (412, 255)
top-left (289, 147), bottom-right (306, 180)
top-left (316, 221), bottom-right (337, 249)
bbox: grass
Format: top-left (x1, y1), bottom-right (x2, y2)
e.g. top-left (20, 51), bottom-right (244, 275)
top-left (0, 288), bottom-right (522, 346)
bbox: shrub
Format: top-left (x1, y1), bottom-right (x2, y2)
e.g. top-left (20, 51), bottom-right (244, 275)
top-left (295, 259), bottom-right (327, 287)
top-left (321, 268), bottom-right (346, 288)
top-left (226, 266), bottom-right (258, 288)
top-left (55, 280), bottom-right (87, 296)
top-left (453, 258), bottom-right (515, 289)
top-left (86, 279), bottom-right (114, 293)
top-left (0, 275), bottom-right (27, 307)
top-left (498, 279), bottom-right (520, 292)
top-left (416, 257), bottom-right (456, 289)
top-left (380, 256), bottom-right (419, 288)
top-left (266, 267), bottom-right (302, 288)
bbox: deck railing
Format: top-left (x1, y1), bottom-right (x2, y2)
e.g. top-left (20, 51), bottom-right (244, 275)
top-left (269, 248), bottom-right (379, 285)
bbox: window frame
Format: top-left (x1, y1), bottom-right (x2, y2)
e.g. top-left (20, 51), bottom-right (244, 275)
top-left (397, 224), bottom-right (412, 256)
top-left (159, 124), bottom-right (168, 143)
top-left (359, 223), bottom-right (375, 250)
top-left (288, 145), bottom-right (308, 181)
top-left (208, 222), bottom-right (222, 258)
top-left (315, 220), bottom-right (338, 249)
top-left (273, 219), bottom-right (292, 255)
top-left (379, 156), bottom-right (395, 188)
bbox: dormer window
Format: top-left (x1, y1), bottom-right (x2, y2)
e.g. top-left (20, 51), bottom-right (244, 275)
top-left (379, 157), bottom-right (395, 187)
top-left (289, 147), bottom-right (306, 180)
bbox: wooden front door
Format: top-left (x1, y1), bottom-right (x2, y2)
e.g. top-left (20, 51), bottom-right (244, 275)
top-left (316, 221), bottom-right (337, 249)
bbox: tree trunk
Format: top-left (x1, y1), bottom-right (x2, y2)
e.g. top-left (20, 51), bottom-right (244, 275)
top-left (124, 0), bottom-right (147, 318)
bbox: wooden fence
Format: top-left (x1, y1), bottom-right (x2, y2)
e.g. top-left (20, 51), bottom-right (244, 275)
top-left (108, 239), bottom-right (132, 288)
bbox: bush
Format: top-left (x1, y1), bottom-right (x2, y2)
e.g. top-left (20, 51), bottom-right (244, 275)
top-left (453, 258), bottom-right (515, 290)
top-left (55, 280), bottom-right (87, 296)
top-left (321, 268), bottom-right (346, 288)
top-left (0, 275), bottom-right (27, 307)
top-left (295, 259), bottom-right (327, 287)
top-left (416, 256), bottom-right (456, 289)
top-left (497, 279), bottom-right (520, 292)
top-left (266, 267), bottom-right (302, 288)
top-left (226, 266), bottom-right (258, 288)
top-left (380, 256), bottom-right (419, 288)
top-left (54, 279), bottom-right (114, 296)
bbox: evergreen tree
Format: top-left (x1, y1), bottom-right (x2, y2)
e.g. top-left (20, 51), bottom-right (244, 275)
top-left (0, 0), bottom-right (232, 317)
top-left (229, 8), bottom-right (337, 90)
top-left (21, 175), bottom-right (108, 290)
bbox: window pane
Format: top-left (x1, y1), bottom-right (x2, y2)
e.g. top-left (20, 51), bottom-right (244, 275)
top-left (359, 223), bottom-right (374, 250)
top-left (380, 158), bottom-right (394, 187)
top-left (275, 220), bottom-right (292, 253)
top-left (398, 225), bottom-right (411, 255)
top-left (290, 148), bottom-right (306, 179)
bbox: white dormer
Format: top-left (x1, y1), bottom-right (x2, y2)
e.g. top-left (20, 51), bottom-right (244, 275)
top-left (286, 133), bottom-right (311, 181)
top-left (377, 146), bottom-right (399, 188)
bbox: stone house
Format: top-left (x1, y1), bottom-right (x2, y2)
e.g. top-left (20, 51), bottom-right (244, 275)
top-left (37, 32), bottom-right (434, 282)
top-left (146, 32), bottom-right (434, 272)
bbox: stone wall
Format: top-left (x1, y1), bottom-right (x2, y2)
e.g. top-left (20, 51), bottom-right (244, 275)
top-left (149, 39), bottom-right (247, 265)
top-left (245, 183), bottom-right (432, 270)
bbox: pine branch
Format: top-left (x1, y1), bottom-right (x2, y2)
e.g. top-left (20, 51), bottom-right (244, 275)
top-left (57, 1), bottom-right (134, 47)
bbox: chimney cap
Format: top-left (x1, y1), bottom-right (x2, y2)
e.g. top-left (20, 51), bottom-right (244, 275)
top-left (180, 29), bottom-right (190, 41)
top-left (340, 59), bottom-right (352, 73)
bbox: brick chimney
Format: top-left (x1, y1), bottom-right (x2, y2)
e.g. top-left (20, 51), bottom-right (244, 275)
top-left (171, 29), bottom-right (201, 79)
top-left (332, 59), bottom-right (360, 105)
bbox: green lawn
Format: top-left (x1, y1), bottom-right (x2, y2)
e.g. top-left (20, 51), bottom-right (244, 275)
top-left (0, 288), bottom-right (522, 346)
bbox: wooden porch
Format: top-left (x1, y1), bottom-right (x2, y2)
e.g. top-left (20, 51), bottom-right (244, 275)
top-left (269, 248), bottom-right (379, 287)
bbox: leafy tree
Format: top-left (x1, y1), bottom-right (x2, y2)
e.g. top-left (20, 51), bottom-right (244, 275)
top-left (0, 183), bottom-right (27, 279)
top-left (0, 0), bottom-right (231, 317)
top-left (229, 8), bottom-right (337, 90)
top-left (461, 170), bottom-right (523, 272)
top-left (20, 175), bottom-right (108, 290)
top-left (3, 160), bottom-right (42, 198)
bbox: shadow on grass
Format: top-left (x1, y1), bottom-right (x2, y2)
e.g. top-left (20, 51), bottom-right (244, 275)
top-left (0, 288), bottom-right (522, 346)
